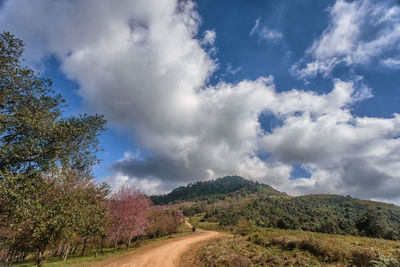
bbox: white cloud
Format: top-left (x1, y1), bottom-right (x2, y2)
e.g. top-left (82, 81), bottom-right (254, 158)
top-left (1, 0), bottom-right (400, 202)
top-left (103, 172), bottom-right (164, 195)
top-left (201, 30), bottom-right (216, 45)
top-left (381, 57), bottom-right (400, 69)
top-left (292, 0), bottom-right (400, 79)
top-left (250, 17), bottom-right (283, 41)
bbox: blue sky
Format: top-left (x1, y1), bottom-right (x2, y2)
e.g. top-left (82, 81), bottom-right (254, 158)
top-left (1, 0), bottom-right (400, 203)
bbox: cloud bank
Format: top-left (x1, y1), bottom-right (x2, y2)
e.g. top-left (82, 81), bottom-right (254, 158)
top-left (1, 0), bottom-right (400, 203)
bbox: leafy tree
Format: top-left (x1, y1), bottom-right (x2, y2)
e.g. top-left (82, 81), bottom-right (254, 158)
top-left (356, 208), bottom-right (392, 239)
top-left (0, 32), bottom-right (107, 267)
top-left (0, 32), bottom-right (106, 176)
top-left (0, 169), bottom-right (109, 266)
top-left (146, 207), bottom-right (184, 238)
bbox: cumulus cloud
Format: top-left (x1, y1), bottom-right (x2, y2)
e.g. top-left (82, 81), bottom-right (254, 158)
top-left (250, 17), bottom-right (283, 42)
top-left (1, 0), bottom-right (400, 202)
top-left (291, 0), bottom-right (400, 80)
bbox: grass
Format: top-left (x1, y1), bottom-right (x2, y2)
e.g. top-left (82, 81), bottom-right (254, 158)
top-left (189, 213), bottom-right (231, 232)
top-left (249, 229), bottom-right (400, 266)
top-left (181, 235), bottom-right (323, 266)
top-left (183, 228), bottom-right (400, 267)
top-left (14, 247), bottom-right (134, 267)
top-left (14, 222), bottom-right (194, 267)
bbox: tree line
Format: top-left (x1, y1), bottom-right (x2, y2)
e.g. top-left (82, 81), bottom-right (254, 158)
top-left (0, 32), bottom-right (184, 266)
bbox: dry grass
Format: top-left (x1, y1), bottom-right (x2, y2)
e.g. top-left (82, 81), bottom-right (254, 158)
top-left (183, 229), bottom-right (400, 267)
top-left (182, 235), bottom-right (325, 266)
top-left (249, 229), bottom-right (400, 266)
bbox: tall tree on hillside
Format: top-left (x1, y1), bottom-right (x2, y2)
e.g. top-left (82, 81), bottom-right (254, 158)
top-left (0, 32), bottom-right (107, 267)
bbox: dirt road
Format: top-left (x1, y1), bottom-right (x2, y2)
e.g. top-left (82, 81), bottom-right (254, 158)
top-left (85, 221), bottom-right (220, 267)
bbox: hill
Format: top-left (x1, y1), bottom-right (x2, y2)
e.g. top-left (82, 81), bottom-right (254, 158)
top-left (150, 175), bottom-right (283, 205)
top-left (153, 176), bottom-right (400, 241)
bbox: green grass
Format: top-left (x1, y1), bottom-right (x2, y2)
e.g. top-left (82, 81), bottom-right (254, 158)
top-left (14, 247), bottom-right (134, 267)
top-left (189, 213), bottom-right (231, 232)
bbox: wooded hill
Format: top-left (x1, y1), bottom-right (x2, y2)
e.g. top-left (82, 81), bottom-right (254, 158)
top-left (151, 176), bottom-right (400, 241)
top-left (150, 175), bottom-right (283, 205)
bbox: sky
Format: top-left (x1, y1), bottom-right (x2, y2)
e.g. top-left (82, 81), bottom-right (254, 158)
top-left (1, 0), bottom-right (400, 203)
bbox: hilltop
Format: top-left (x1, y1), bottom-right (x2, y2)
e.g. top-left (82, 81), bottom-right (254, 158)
top-left (150, 175), bottom-right (283, 205)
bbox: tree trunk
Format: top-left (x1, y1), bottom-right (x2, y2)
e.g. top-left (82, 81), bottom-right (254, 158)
top-left (58, 243), bottom-right (65, 259)
top-left (127, 236), bottom-right (131, 248)
top-left (7, 249), bottom-right (15, 265)
top-left (113, 237), bottom-right (118, 253)
top-left (100, 236), bottom-right (104, 253)
top-left (113, 227), bottom-right (120, 253)
top-left (89, 243), bottom-right (95, 254)
top-left (72, 244), bottom-right (78, 255)
top-left (81, 238), bottom-right (87, 256)
top-left (62, 243), bottom-right (70, 261)
top-left (36, 245), bottom-right (46, 267)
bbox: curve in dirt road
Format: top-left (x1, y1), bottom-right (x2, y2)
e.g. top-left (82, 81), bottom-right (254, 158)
top-left (88, 220), bottom-right (220, 267)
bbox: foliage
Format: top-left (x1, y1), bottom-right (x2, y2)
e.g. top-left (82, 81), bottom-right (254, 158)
top-left (146, 207), bottom-right (185, 238)
top-left (0, 169), bottom-right (109, 265)
top-left (370, 253), bottom-right (400, 267)
top-left (200, 192), bottom-right (400, 240)
top-left (0, 33), bottom-right (106, 175)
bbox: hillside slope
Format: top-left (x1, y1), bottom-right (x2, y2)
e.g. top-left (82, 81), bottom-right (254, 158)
top-left (153, 176), bottom-right (400, 241)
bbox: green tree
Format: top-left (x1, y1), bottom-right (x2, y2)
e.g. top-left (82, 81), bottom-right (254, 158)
top-left (0, 32), bottom-right (106, 176)
top-left (0, 32), bottom-right (107, 266)
top-left (356, 209), bottom-right (391, 239)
